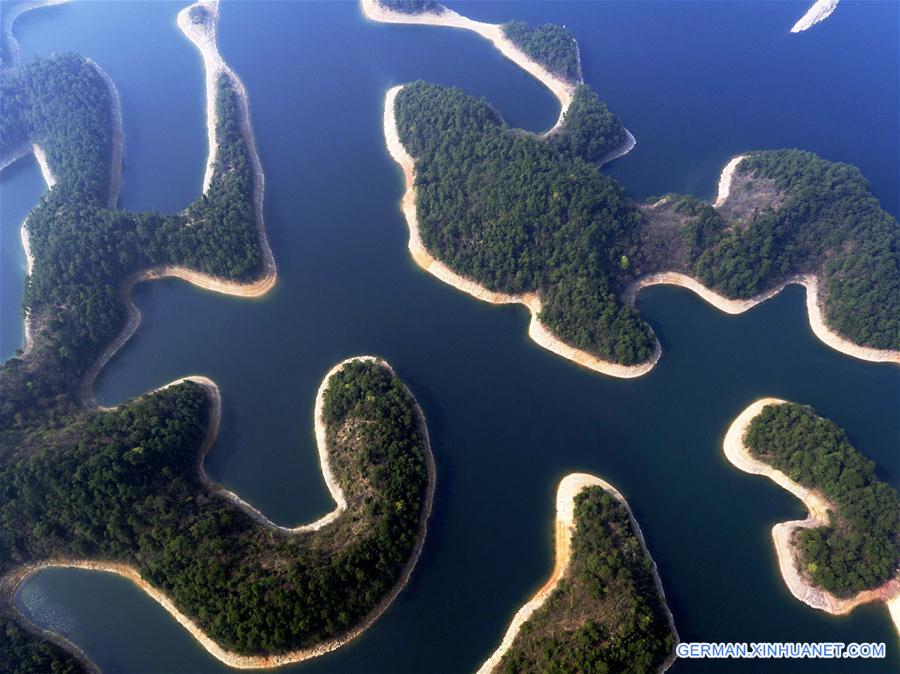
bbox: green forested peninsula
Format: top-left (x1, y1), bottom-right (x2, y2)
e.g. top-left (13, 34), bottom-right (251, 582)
top-left (396, 81), bottom-right (655, 365)
top-left (1, 51), bottom-right (432, 670)
top-left (0, 54), bottom-right (261, 432)
top-left (551, 85), bottom-right (628, 165)
top-left (745, 403), bottom-right (900, 596)
top-left (502, 20), bottom-right (581, 84)
top-left (394, 82), bottom-right (900, 365)
top-left (1, 360), bottom-right (432, 665)
top-left (498, 487), bottom-right (675, 673)
top-left (696, 152), bottom-right (899, 349)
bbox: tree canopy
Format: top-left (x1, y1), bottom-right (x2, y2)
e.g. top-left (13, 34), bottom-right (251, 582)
top-left (394, 83), bottom-right (900, 366)
top-left (498, 486), bottom-right (675, 673)
top-left (502, 20), bottom-right (581, 84)
top-left (1, 362), bottom-right (432, 660)
top-left (745, 403), bottom-right (900, 596)
top-left (0, 56), bottom-right (262, 432)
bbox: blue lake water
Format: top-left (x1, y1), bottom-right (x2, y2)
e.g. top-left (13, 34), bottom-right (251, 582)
top-left (2, 1), bottom-right (898, 672)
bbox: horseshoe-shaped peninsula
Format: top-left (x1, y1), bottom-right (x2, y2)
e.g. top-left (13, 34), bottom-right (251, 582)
top-left (0, 1), bottom-right (434, 670)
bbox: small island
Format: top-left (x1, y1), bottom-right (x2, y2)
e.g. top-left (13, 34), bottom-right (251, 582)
top-left (478, 474), bottom-right (677, 673)
top-left (724, 399), bottom-right (900, 631)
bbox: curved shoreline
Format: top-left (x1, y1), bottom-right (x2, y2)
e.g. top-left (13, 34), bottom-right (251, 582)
top-left (78, 0), bottom-right (276, 402)
top-left (623, 272), bottom-right (900, 365)
top-left (0, 0), bottom-right (69, 70)
top-left (383, 85), bottom-right (659, 379)
top-left (175, 0), bottom-right (276, 286)
top-left (381, 102), bottom-right (898, 375)
top-left (723, 399), bottom-right (900, 635)
top-left (88, 58), bottom-right (124, 209)
top-left (477, 472), bottom-right (677, 673)
top-left (9, 356), bottom-right (437, 669)
top-left (791, 0), bottom-right (840, 33)
top-left (7, 62), bottom-right (122, 355)
top-left (362, 0), bottom-right (574, 135)
top-left (362, 0), bottom-right (642, 160)
top-left (628, 154), bottom-right (899, 365)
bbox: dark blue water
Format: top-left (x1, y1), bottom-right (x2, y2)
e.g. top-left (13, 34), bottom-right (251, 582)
top-left (2, 2), bottom-right (898, 672)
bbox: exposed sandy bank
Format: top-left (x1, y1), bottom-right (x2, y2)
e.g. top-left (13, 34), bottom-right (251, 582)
top-left (362, 0), bottom-right (576, 134)
top-left (477, 473), bottom-right (677, 673)
top-left (383, 85), bottom-right (658, 378)
top-left (8, 59), bottom-right (117, 356)
top-left (77, 0), bottom-right (276, 400)
top-left (10, 357), bottom-right (436, 669)
top-left (88, 59), bottom-right (124, 208)
top-left (624, 272), bottom-right (900, 366)
top-left (791, 0), bottom-right (840, 33)
top-left (713, 154), bottom-right (746, 207)
top-left (723, 399), bottom-right (900, 636)
top-left (174, 0), bottom-right (276, 288)
top-left (363, 0), bottom-right (636, 155)
top-left (624, 155), bottom-right (900, 366)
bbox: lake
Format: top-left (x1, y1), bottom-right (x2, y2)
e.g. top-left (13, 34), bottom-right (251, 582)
top-left (2, 1), bottom-right (898, 672)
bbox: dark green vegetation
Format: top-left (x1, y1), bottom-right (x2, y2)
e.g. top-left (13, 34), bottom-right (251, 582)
top-left (0, 54), bottom-right (260, 432)
top-left (396, 81), bottom-right (656, 365)
top-left (502, 20), bottom-right (581, 84)
top-left (0, 49), bottom-right (434, 668)
top-left (395, 83), bottom-right (900, 364)
top-left (745, 403), bottom-right (900, 596)
top-left (377, 0), bottom-right (443, 16)
top-left (0, 622), bottom-right (82, 674)
top-left (499, 487), bottom-right (675, 673)
top-left (551, 85), bottom-right (628, 165)
top-left (695, 152), bottom-right (899, 350)
top-left (1, 361), bottom-right (431, 659)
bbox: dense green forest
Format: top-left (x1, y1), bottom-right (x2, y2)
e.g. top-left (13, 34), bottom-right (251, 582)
top-left (502, 20), bottom-right (581, 83)
top-left (694, 151), bottom-right (899, 349)
top-left (1, 361), bottom-right (431, 658)
top-left (551, 85), bottom-right (628, 164)
top-left (0, 621), bottom-right (83, 674)
top-left (395, 83), bottom-right (900, 363)
top-left (377, 0), bottom-right (443, 15)
top-left (498, 486), bottom-right (675, 673)
top-left (745, 403), bottom-right (900, 596)
top-left (0, 55), bottom-right (262, 432)
top-left (395, 81), bottom-right (656, 365)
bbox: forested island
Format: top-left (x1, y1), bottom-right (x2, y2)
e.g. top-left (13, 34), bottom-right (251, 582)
top-left (743, 402), bottom-right (899, 597)
top-left (393, 79), bottom-right (900, 368)
top-left (0, 3), bottom-right (434, 669)
top-left (2, 359), bottom-right (435, 669)
top-left (482, 478), bottom-right (676, 673)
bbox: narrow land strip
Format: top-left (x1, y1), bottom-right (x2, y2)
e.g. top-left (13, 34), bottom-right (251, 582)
top-left (791, 0), bottom-right (840, 33)
top-left (79, 0), bottom-right (277, 402)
